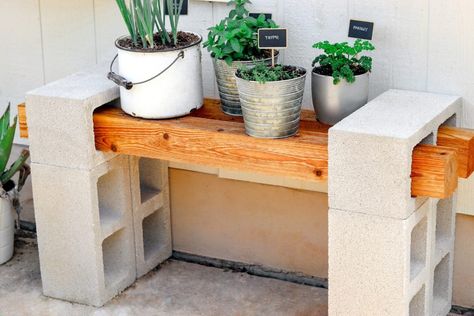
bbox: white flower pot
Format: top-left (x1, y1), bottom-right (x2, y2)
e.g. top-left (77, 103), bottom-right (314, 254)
top-left (0, 197), bottom-right (14, 265)
top-left (114, 32), bottom-right (204, 119)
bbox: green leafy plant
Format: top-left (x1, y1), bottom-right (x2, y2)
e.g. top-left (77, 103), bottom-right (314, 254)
top-left (115, 0), bottom-right (184, 48)
top-left (237, 63), bottom-right (305, 84)
top-left (0, 104), bottom-right (29, 191)
top-left (203, 0), bottom-right (278, 65)
top-left (312, 39), bottom-right (375, 84)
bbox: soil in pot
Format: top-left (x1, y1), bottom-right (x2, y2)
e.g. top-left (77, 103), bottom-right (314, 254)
top-left (313, 64), bottom-right (368, 77)
top-left (236, 64), bottom-right (306, 83)
top-left (117, 31), bottom-right (201, 52)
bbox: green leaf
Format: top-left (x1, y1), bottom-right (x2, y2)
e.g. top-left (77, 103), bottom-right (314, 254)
top-left (224, 56), bottom-right (233, 65)
top-left (0, 114), bottom-right (16, 174)
top-left (0, 103), bottom-right (10, 140)
top-left (230, 38), bottom-right (242, 52)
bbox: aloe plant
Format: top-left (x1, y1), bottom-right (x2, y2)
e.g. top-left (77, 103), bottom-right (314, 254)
top-left (115, 0), bottom-right (184, 48)
top-left (0, 104), bottom-right (29, 190)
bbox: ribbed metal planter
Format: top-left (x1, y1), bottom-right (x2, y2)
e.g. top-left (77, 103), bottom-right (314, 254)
top-left (235, 67), bottom-right (307, 139)
top-left (213, 55), bottom-right (277, 116)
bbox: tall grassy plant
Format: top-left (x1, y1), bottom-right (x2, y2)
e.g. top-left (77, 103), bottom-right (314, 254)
top-left (0, 104), bottom-right (29, 187)
top-left (167, 0), bottom-right (184, 45)
top-left (115, 0), bottom-right (184, 48)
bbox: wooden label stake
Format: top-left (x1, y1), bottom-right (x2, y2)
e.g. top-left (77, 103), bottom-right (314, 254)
top-left (258, 28), bottom-right (288, 67)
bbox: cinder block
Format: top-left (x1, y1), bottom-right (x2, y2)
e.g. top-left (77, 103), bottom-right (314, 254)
top-left (31, 155), bottom-right (135, 307)
top-left (130, 157), bottom-right (172, 278)
top-left (329, 200), bottom-right (433, 316)
top-left (329, 89), bottom-right (461, 219)
top-left (25, 63), bottom-right (118, 170)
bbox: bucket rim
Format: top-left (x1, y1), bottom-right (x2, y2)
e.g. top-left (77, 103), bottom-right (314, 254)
top-left (235, 66), bottom-right (307, 84)
top-left (212, 51), bottom-right (280, 65)
top-left (311, 68), bottom-right (369, 79)
top-left (115, 31), bottom-right (203, 53)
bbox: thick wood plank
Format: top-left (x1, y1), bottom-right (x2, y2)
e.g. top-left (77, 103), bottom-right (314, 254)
top-left (94, 107), bottom-right (329, 181)
top-left (192, 99), bottom-right (331, 134)
top-left (17, 99), bottom-right (461, 197)
top-left (18, 103), bottom-right (28, 138)
top-left (437, 126), bottom-right (474, 178)
top-left (411, 145), bottom-right (458, 198)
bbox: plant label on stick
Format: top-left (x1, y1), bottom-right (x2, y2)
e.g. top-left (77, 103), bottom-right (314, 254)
top-left (164, 0), bottom-right (188, 15)
top-left (258, 28), bottom-right (288, 67)
top-left (348, 20), bottom-right (374, 40)
top-left (249, 13), bottom-right (273, 21)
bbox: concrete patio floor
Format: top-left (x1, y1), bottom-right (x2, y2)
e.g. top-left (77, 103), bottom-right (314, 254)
top-left (0, 237), bottom-right (328, 316)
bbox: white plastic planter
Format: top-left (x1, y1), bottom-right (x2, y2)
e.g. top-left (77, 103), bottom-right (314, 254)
top-left (112, 32), bottom-right (204, 119)
top-left (0, 197), bottom-right (14, 265)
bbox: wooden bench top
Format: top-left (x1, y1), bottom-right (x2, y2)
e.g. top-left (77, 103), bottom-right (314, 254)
top-left (18, 99), bottom-right (474, 199)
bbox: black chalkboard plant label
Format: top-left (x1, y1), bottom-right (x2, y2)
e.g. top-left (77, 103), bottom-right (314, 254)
top-left (164, 0), bottom-right (188, 15)
top-left (348, 20), bottom-right (374, 40)
top-left (258, 28), bottom-right (288, 49)
top-left (249, 13), bottom-right (272, 21)
top-left (258, 28), bottom-right (288, 67)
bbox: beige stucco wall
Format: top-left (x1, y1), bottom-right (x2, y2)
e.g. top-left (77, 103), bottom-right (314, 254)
top-left (171, 169), bottom-right (474, 308)
top-left (170, 169), bottom-right (328, 277)
top-left (453, 214), bottom-right (474, 308)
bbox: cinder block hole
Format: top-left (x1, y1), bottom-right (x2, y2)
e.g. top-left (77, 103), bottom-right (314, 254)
top-left (420, 132), bottom-right (435, 145)
top-left (139, 158), bottom-right (162, 204)
top-left (409, 285), bottom-right (425, 316)
top-left (102, 228), bottom-right (130, 288)
top-left (442, 113), bottom-right (457, 128)
top-left (433, 254), bottom-right (451, 314)
top-left (98, 168), bottom-right (125, 233)
top-left (435, 199), bottom-right (454, 253)
top-left (410, 217), bottom-right (428, 280)
top-left (143, 208), bottom-right (168, 261)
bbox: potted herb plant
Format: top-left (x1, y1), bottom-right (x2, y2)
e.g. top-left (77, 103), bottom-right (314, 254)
top-left (0, 104), bottom-right (30, 265)
top-left (108, 0), bottom-right (203, 119)
top-left (311, 39), bottom-right (375, 125)
top-left (235, 63), bottom-right (307, 138)
top-left (204, 0), bottom-right (278, 116)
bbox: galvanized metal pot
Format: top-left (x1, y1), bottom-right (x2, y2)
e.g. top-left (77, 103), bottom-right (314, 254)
top-left (312, 71), bottom-right (369, 125)
top-left (235, 67), bottom-right (307, 139)
top-left (213, 54), bottom-right (277, 116)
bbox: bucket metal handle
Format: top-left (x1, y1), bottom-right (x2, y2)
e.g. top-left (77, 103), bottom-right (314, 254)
top-left (107, 50), bottom-right (185, 90)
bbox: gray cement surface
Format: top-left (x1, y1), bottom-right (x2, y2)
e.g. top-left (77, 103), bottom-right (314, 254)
top-left (0, 237), bottom-right (328, 316)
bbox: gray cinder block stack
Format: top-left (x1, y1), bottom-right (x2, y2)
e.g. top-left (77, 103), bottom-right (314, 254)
top-left (25, 65), bottom-right (172, 307)
top-left (328, 90), bottom-right (462, 316)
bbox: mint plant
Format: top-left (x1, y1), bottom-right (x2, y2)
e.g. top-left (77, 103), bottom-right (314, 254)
top-left (312, 39), bottom-right (375, 84)
top-left (203, 0), bottom-right (278, 65)
top-left (237, 63), bottom-right (305, 84)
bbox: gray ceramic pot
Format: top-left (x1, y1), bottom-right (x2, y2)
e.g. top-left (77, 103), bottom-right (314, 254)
top-left (311, 71), bottom-right (369, 125)
top-left (235, 67), bottom-right (307, 139)
top-left (213, 54), bottom-right (278, 116)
